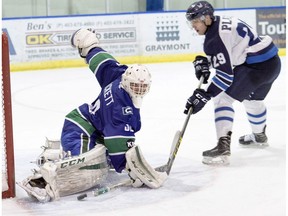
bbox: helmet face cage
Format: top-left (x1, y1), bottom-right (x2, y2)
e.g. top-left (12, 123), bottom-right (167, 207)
top-left (121, 64), bottom-right (152, 108)
top-left (129, 82), bottom-right (150, 96)
top-left (186, 1), bottom-right (214, 21)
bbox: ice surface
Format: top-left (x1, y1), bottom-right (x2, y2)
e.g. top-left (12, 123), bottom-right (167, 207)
top-left (2, 58), bottom-right (286, 216)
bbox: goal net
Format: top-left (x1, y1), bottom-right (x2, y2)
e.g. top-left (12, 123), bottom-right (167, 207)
top-left (1, 31), bottom-right (15, 199)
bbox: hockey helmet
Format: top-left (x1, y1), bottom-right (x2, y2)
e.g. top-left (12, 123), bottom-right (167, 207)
top-left (121, 64), bottom-right (152, 108)
top-left (186, 1), bottom-right (214, 21)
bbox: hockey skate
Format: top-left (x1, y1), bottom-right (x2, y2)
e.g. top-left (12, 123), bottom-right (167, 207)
top-left (239, 126), bottom-right (268, 147)
top-left (202, 131), bottom-right (232, 166)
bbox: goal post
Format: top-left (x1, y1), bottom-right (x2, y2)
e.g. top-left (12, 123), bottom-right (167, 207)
top-left (1, 31), bottom-right (15, 199)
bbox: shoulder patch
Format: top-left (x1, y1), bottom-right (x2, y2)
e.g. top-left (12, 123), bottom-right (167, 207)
top-left (122, 106), bottom-right (133, 115)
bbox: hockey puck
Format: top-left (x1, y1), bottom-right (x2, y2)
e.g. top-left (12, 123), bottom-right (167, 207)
top-left (77, 193), bottom-right (87, 200)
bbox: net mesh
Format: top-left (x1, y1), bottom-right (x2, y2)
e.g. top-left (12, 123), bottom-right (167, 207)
top-left (1, 44), bottom-right (9, 193)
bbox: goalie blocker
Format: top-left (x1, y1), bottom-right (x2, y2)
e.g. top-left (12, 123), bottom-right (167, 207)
top-left (17, 140), bottom-right (167, 202)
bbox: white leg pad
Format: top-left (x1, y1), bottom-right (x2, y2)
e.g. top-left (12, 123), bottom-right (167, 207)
top-left (48, 144), bottom-right (109, 197)
top-left (126, 146), bottom-right (168, 189)
top-left (18, 144), bottom-right (109, 201)
top-left (36, 138), bottom-right (64, 167)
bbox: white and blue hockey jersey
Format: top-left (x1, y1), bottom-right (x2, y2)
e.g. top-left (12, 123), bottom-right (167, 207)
top-left (204, 16), bottom-right (278, 97)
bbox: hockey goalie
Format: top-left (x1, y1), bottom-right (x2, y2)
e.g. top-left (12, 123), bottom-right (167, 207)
top-left (17, 28), bottom-right (167, 202)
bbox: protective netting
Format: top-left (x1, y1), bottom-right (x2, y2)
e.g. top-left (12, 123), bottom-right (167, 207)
top-left (1, 69), bottom-right (9, 192)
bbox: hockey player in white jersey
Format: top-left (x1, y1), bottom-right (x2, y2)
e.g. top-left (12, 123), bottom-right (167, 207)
top-left (183, 1), bottom-right (281, 165)
top-left (17, 28), bottom-right (167, 202)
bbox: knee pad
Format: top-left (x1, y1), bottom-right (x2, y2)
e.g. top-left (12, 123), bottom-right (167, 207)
top-left (213, 92), bottom-right (235, 107)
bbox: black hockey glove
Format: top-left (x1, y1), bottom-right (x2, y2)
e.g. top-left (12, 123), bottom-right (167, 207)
top-left (184, 89), bottom-right (211, 115)
top-left (193, 56), bottom-right (211, 84)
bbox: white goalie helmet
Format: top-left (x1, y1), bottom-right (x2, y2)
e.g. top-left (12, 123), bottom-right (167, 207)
top-left (121, 64), bottom-right (152, 108)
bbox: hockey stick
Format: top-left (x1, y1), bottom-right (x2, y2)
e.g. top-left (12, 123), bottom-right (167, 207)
top-left (155, 77), bottom-right (204, 175)
top-left (77, 179), bottom-right (132, 200)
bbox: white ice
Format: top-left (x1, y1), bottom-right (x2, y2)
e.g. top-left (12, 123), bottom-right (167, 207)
top-left (2, 58), bottom-right (286, 216)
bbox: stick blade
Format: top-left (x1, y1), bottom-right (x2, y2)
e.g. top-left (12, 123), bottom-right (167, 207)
top-left (155, 130), bottom-right (182, 174)
top-left (155, 165), bottom-right (168, 172)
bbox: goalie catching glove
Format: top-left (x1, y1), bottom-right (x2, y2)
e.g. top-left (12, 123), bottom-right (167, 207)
top-left (71, 28), bottom-right (100, 58)
top-left (193, 55), bottom-right (211, 84)
top-left (125, 146), bottom-right (168, 189)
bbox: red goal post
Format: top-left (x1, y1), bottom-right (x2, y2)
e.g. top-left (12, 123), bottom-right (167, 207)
top-left (1, 31), bottom-right (15, 199)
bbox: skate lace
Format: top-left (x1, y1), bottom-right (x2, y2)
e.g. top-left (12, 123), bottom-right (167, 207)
top-left (219, 136), bottom-right (231, 148)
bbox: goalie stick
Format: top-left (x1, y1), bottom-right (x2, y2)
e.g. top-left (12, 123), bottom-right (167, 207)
top-left (155, 77), bottom-right (204, 175)
top-left (77, 179), bottom-right (132, 200)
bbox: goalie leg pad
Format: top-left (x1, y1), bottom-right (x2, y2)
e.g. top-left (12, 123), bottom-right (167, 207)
top-left (49, 144), bottom-right (109, 197)
top-left (18, 144), bottom-right (109, 201)
top-left (126, 146), bottom-right (168, 189)
top-left (36, 138), bottom-right (64, 167)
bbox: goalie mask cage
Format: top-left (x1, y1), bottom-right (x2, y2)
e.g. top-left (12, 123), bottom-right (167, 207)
top-left (1, 32), bottom-right (15, 199)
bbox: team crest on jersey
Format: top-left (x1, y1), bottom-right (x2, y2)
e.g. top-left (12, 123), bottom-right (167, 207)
top-left (122, 106), bottom-right (133, 115)
top-left (126, 139), bottom-right (135, 148)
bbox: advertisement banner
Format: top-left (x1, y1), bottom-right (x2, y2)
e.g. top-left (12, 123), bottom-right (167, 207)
top-left (2, 15), bottom-right (139, 64)
top-left (2, 7), bottom-right (284, 71)
top-left (138, 9), bottom-right (256, 57)
top-left (256, 8), bottom-right (286, 48)
top-left (138, 12), bottom-right (204, 56)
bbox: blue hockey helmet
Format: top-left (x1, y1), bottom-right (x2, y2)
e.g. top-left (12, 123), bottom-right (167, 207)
top-left (186, 1), bottom-right (214, 21)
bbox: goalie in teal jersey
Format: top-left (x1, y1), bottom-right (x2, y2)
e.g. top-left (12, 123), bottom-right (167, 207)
top-left (17, 29), bottom-right (167, 203)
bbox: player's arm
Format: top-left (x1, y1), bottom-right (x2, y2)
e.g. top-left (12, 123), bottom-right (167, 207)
top-left (71, 28), bottom-right (128, 88)
top-left (103, 133), bottom-right (135, 172)
top-left (205, 21), bottom-right (235, 97)
top-left (184, 19), bottom-right (235, 115)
